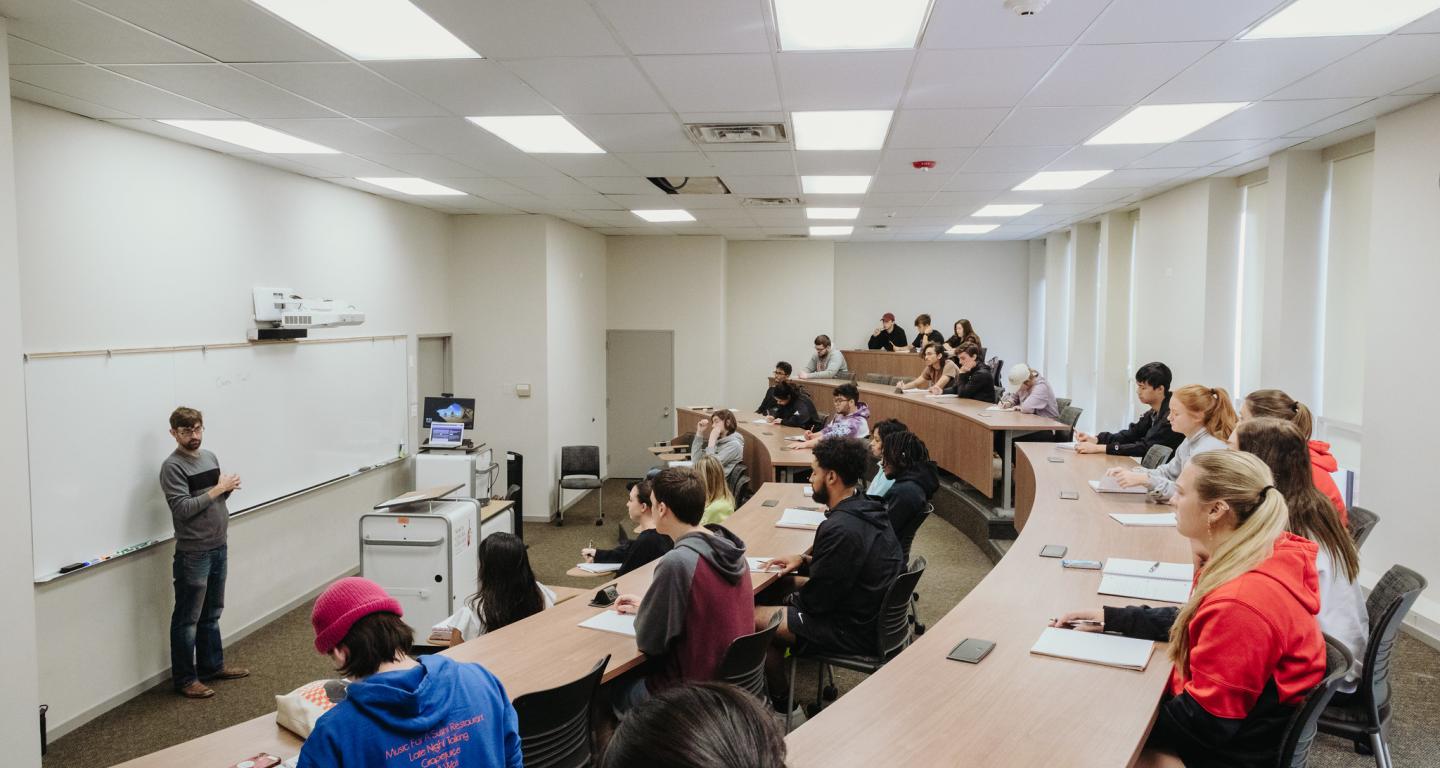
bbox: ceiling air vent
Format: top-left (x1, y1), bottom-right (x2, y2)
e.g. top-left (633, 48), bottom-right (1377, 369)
top-left (687, 123), bottom-right (789, 144)
top-left (742, 197), bottom-right (803, 207)
top-left (647, 176), bottom-right (731, 195)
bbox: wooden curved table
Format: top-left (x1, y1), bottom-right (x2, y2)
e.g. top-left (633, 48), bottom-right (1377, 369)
top-left (677, 407), bottom-right (813, 483)
top-left (840, 348), bottom-right (926, 380)
top-left (784, 443), bottom-right (1191, 767)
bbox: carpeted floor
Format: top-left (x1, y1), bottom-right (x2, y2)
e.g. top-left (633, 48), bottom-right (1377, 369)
top-left (43, 478), bottom-right (1440, 767)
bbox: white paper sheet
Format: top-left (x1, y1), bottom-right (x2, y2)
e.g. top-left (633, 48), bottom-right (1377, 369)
top-left (1089, 477), bottom-right (1148, 494)
top-left (1108, 512), bottom-right (1178, 527)
top-left (576, 562), bottom-right (622, 573)
top-left (1030, 626), bottom-right (1154, 671)
top-left (1104, 558), bottom-right (1193, 581)
top-left (747, 556), bottom-right (781, 572)
top-left (577, 610), bottom-right (637, 637)
top-left (775, 507), bottom-right (826, 529)
top-left (1097, 574), bottom-right (1192, 603)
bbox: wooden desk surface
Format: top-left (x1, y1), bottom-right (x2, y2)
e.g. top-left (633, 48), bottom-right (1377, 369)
top-left (799, 378), bottom-right (1068, 432)
top-left (784, 444), bottom-right (1191, 768)
top-left (479, 498), bottom-right (515, 522)
top-left (117, 483), bottom-right (817, 768)
top-left (840, 348), bottom-right (926, 379)
top-left (677, 407), bottom-right (814, 478)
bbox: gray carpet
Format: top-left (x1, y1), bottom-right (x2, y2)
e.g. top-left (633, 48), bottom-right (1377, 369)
top-left (43, 478), bottom-right (1440, 767)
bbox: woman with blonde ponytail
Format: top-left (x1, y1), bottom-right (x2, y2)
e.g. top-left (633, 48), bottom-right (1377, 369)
top-left (1107, 384), bottom-right (1236, 501)
top-left (1053, 451), bottom-right (1325, 768)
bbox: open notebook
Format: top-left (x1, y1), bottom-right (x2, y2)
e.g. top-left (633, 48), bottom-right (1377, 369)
top-left (1030, 627), bottom-right (1154, 671)
top-left (1098, 559), bottom-right (1194, 604)
top-left (578, 610), bottom-right (636, 637)
top-left (1108, 512), bottom-right (1178, 527)
top-left (1089, 476), bottom-right (1148, 494)
top-left (575, 562), bottom-right (622, 574)
top-left (775, 508), bottom-right (826, 529)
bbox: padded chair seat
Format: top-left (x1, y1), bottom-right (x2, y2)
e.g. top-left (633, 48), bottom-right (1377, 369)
top-left (807, 651), bottom-right (884, 672)
top-left (559, 477), bottom-right (603, 490)
top-left (1319, 700), bottom-right (1391, 728)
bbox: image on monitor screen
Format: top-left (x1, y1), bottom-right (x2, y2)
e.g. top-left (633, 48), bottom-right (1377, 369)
top-left (422, 396), bottom-right (476, 429)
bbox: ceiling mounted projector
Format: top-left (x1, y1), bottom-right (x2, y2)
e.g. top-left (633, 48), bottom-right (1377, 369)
top-left (1004, 0), bottom-right (1051, 16)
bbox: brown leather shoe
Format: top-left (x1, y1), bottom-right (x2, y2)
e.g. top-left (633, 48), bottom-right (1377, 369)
top-left (206, 667), bottom-right (251, 681)
top-left (179, 680), bottom-right (215, 699)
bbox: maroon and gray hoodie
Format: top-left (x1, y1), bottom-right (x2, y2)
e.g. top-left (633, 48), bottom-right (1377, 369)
top-left (634, 526), bottom-right (754, 690)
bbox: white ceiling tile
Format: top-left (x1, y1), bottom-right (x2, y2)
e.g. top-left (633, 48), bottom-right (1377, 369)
top-left (0, 0), bottom-right (208, 63)
top-left (586, 210), bottom-right (659, 225)
top-left (503, 176), bottom-right (598, 195)
top-left (1022, 43), bottom-right (1218, 107)
top-left (691, 208), bottom-right (755, 223)
top-left (433, 197), bottom-right (523, 213)
top-left (106, 64), bottom-right (338, 118)
top-left (997, 186), bottom-right (1134, 204)
top-left (1089, 168), bottom-right (1187, 188)
top-left (1146, 38), bottom-right (1376, 103)
top-left (237, 63), bottom-right (447, 118)
top-left (431, 178), bottom-right (531, 197)
top-left (505, 57), bottom-right (668, 114)
top-left (1272, 35), bottom-right (1440, 99)
top-left (1080, 0), bottom-right (1284, 44)
top-left (261, 153), bottom-right (399, 177)
top-left (539, 193), bottom-right (622, 210)
top-left (1045, 144), bottom-right (1159, 170)
top-left (366, 153), bottom-right (489, 178)
top-left (678, 111), bottom-right (785, 125)
top-left (639, 54), bottom-right (781, 113)
top-left (873, 173), bottom-right (952, 192)
top-left (888, 108), bottom-right (1009, 147)
top-left (11, 81), bottom-right (134, 119)
top-left (595, 0), bottom-right (770, 55)
top-left (905, 48), bottom-right (1068, 108)
top-left (941, 172), bottom-right (1030, 191)
top-left (878, 191), bottom-right (946, 206)
top-left (533, 154), bottom-right (637, 177)
top-left (709, 151), bottom-right (797, 176)
top-left (923, 0), bottom-right (1110, 49)
top-left (8, 65), bottom-right (231, 117)
top-left (235, 153), bottom-right (344, 179)
top-left (257, 118), bottom-right (424, 154)
top-left (413, 0), bottom-right (624, 58)
top-left (721, 176), bottom-right (802, 194)
top-left (105, 117), bottom-right (253, 152)
top-left (81, 0), bottom-right (345, 62)
top-left (986, 106), bottom-right (1128, 146)
top-left (5, 36), bottom-right (79, 64)
top-left (1399, 9), bottom-right (1440, 33)
top-left (606, 193), bottom-right (723, 211)
top-left (365, 60), bottom-right (557, 116)
top-left (617, 152), bottom-right (718, 176)
top-left (364, 116), bottom-right (501, 154)
top-left (1185, 98), bottom-right (1366, 140)
top-left (1397, 73), bottom-right (1440, 95)
top-left (793, 151), bottom-right (883, 174)
top-left (650, 194), bottom-right (741, 210)
top-left (1126, 140), bottom-right (1264, 168)
top-left (577, 176), bottom-right (668, 195)
top-left (567, 114), bottom-right (696, 153)
top-left (483, 192), bottom-right (553, 209)
top-left (777, 51), bottom-right (914, 110)
top-left (878, 148), bottom-right (975, 174)
top-left (450, 148), bottom-right (567, 178)
top-left (1288, 94), bottom-right (1430, 138)
top-left (1218, 137), bottom-right (1308, 166)
top-left (961, 145), bottom-right (1067, 172)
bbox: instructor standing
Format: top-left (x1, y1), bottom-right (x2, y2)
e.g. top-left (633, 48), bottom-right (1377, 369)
top-left (159, 407), bottom-right (249, 699)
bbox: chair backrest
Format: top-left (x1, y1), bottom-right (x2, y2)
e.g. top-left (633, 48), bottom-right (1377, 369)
top-left (863, 372), bottom-right (889, 384)
top-left (727, 461), bottom-right (754, 507)
top-left (1055, 397), bottom-right (1071, 411)
top-left (874, 557), bottom-right (927, 660)
top-left (1348, 505), bottom-right (1379, 550)
top-left (1059, 405), bottom-right (1083, 430)
top-left (559, 445), bottom-right (600, 477)
top-left (512, 655), bottom-right (609, 768)
top-left (1279, 634), bottom-right (1355, 767)
top-left (888, 374), bottom-right (909, 386)
top-left (717, 612), bottom-right (782, 699)
top-left (987, 357), bottom-right (1003, 379)
top-left (896, 503), bottom-right (933, 564)
top-left (1140, 444), bottom-right (1174, 469)
top-left (1357, 564), bottom-right (1428, 720)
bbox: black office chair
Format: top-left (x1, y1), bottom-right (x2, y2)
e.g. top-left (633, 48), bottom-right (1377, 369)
top-left (1056, 397), bottom-right (1072, 411)
top-left (863, 373), bottom-right (889, 384)
top-left (1278, 634), bottom-right (1356, 768)
top-left (1348, 506), bottom-right (1379, 551)
top-left (717, 612), bottom-right (782, 700)
top-left (727, 461), bottom-right (754, 508)
top-left (896, 504), bottom-right (933, 636)
top-left (1317, 564), bottom-right (1427, 768)
top-left (786, 557), bottom-right (926, 730)
top-left (512, 655), bottom-right (609, 768)
top-left (556, 445), bottom-right (603, 527)
top-left (1141, 444), bottom-right (1174, 469)
top-left (1058, 405), bottom-right (1083, 431)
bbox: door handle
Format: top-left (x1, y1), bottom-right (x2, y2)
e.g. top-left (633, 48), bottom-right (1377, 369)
top-left (662, 406), bottom-right (672, 417)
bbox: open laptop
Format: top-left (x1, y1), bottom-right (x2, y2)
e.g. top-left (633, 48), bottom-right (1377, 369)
top-left (428, 422), bottom-right (464, 448)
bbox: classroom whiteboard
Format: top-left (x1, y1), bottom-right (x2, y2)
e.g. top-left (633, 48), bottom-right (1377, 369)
top-left (26, 337), bottom-right (409, 580)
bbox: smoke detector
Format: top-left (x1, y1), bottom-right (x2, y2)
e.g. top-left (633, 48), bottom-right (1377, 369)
top-left (1004, 0), bottom-right (1050, 16)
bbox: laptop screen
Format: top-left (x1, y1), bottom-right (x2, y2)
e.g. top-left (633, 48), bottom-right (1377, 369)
top-left (430, 422), bottom-right (464, 444)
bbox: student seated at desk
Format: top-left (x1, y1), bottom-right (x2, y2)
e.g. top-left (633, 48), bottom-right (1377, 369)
top-left (867, 312), bottom-right (909, 351)
top-left (790, 383), bottom-right (870, 450)
top-left (756, 361), bottom-right (792, 415)
top-left (583, 480), bottom-right (673, 577)
top-left (798, 335), bottom-right (848, 379)
top-left (945, 318), bottom-right (982, 352)
top-left (754, 437), bottom-right (904, 707)
top-left (300, 577), bottom-right (523, 768)
top-left (897, 343), bottom-right (960, 394)
top-left (865, 419), bottom-right (909, 498)
top-left (909, 314), bottom-right (945, 352)
top-left (765, 382), bottom-right (819, 430)
top-left (1052, 452), bottom-right (1324, 768)
top-left (692, 408), bottom-right (744, 477)
top-left (880, 430), bottom-right (938, 547)
top-left (697, 455), bottom-right (736, 526)
top-left (1240, 388), bottom-right (1347, 526)
top-left (1074, 362), bottom-right (1183, 456)
top-left (612, 468), bottom-right (754, 714)
top-left (432, 533), bottom-right (556, 644)
top-left (1108, 384), bottom-right (1235, 502)
top-left (998, 363), bottom-right (1060, 418)
top-left (601, 682), bottom-right (787, 768)
top-left (944, 343), bottom-right (996, 402)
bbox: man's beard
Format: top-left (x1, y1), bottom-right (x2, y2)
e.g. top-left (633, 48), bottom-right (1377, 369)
top-left (813, 483), bottom-right (830, 507)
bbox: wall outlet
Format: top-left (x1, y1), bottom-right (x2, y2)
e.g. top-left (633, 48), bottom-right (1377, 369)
top-left (516, 383), bottom-right (532, 398)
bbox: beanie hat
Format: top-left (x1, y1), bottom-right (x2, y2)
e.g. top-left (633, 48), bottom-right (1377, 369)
top-left (311, 577), bottom-right (404, 654)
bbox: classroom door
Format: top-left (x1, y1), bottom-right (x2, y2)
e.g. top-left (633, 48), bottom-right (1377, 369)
top-left (606, 330), bottom-right (674, 478)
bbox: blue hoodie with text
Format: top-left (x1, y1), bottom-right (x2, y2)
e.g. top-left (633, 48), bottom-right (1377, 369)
top-left (298, 654), bottom-right (522, 768)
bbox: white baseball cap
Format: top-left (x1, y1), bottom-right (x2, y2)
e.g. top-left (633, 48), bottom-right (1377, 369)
top-left (1006, 363), bottom-right (1034, 390)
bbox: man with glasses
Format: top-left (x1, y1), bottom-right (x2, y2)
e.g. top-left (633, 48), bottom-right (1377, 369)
top-left (756, 360), bottom-right (793, 416)
top-left (796, 334), bottom-right (848, 380)
top-left (158, 406), bottom-right (248, 698)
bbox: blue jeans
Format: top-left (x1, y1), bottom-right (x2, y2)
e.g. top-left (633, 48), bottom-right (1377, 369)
top-left (170, 545), bottom-right (227, 689)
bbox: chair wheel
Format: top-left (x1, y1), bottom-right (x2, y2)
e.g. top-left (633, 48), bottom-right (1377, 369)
top-left (1353, 740), bottom-right (1374, 756)
top-left (553, 518), bottom-right (563, 527)
top-left (915, 623), bottom-right (926, 635)
top-left (822, 685), bottom-right (838, 701)
top-left (594, 518), bottom-right (604, 526)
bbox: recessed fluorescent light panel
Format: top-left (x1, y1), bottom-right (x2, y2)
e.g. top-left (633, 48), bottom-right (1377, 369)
top-left (1013, 170), bottom-right (1112, 191)
top-left (775, 0), bottom-right (932, 51)
top-left (633, 210), bottom-right (696, 223)
top-left (801, 175), bottom-right (873, 194)
top-left (158, 120), bottom-right (339, 153)
top-left (792, 110), bottom-right (893, 151)
top-left (973, 203), bottom-right (1041, 217)
top-left (809, 226), bottom-right (854, 236)
top-left (248, 0), bottom-right (480, 60)
top-left (466, 116), bottom-right (605, 154)
top-left (358, 177), bottom-right (465, 195)
top-left (947, 224), bottom-right (999, 234)
top-left (1087, 103), bottom-right (1249, 145)
top-left (806, 207), bottom-right (861, 220)
top-left (1245, 0), bottom-right (1440, 38)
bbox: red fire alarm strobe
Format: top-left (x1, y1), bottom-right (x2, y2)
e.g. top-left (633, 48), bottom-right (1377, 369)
top-left (912, 160), bottom-right (937, 171)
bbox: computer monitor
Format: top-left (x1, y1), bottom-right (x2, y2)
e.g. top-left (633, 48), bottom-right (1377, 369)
top-left (422, 396), bottom-right (476, 429)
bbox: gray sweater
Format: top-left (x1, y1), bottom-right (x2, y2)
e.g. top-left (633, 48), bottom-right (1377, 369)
top-left (804, 350), bottom-right (848, 379)
top-left (691, 431), bottom-right (745, 478)
top-left (159, 448), bottom-right (230, 551)
top-left (1142, 428), bottom-right (1228, 501)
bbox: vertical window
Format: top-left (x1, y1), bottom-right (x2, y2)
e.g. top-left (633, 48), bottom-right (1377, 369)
top-left (1235, 182), bottom-right (1267, 398)
top-left (1318, 151), bottom-right (1373, 469)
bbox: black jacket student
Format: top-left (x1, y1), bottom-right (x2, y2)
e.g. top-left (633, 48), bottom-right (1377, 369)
top-left (591, 529), bottom-right (673, 576)
top-left (910, 329), bottom-right (944, 351)
top-left (1095, 392), bottom-right (1184, 456)
top-left (945, 363), bottom-right (996, 403)
top-left (884, 460), bottom-right (939, 555)
top-left (772, 391), bottom-right (820, 430)
top-left (788, 493), bottom-right (903, 655)
top-left (757, 385), bottom-right (783, 416)
top-left (868, 326), bottom-right (908, 351)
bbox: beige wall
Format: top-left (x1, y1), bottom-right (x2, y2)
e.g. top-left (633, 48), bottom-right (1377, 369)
top-left (726, 240), bottom-right (835, 408)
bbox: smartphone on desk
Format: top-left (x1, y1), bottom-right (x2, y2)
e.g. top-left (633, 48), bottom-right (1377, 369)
top-left (947, 638), bottom-right (995, 664)
top-left (762, 499), bottom-right (779, 507)
top-left (590, 585), bottom-right (619, 608)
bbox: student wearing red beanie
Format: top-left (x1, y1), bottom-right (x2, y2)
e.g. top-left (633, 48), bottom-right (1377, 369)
top-left (298, 577), bottom-right (522, 768)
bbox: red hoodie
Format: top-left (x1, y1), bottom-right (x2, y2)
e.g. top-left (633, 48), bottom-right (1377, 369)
top-left (1309, 440), bottom-right (1348, 528)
